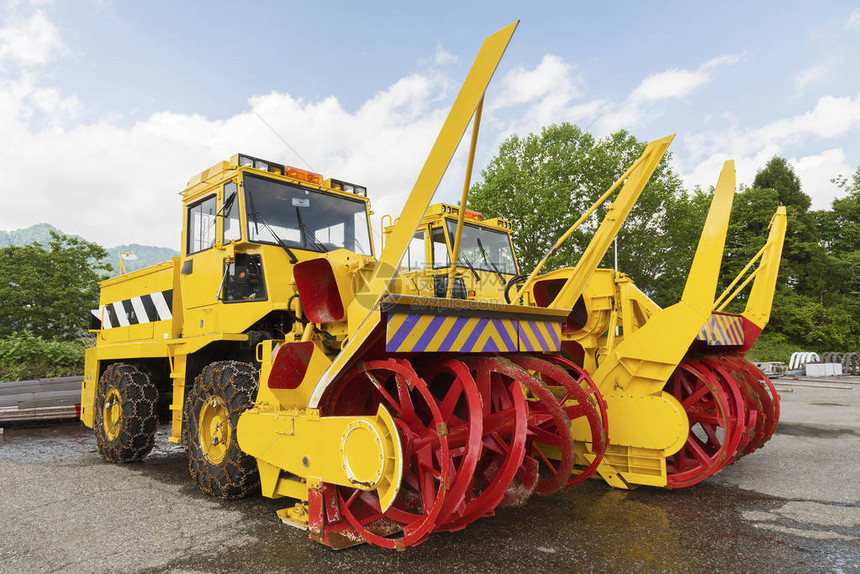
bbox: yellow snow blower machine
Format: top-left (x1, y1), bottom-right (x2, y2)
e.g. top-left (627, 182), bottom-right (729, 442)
top-left (80, 21), bottom-right (786, 550)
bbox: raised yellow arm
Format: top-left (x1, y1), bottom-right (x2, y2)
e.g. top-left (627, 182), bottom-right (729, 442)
top-left (743, 206), bottom-right (788, 328)
top-left (547, 135), bottom-right (674, 310)
top-left (308, 22), bottom-right (519, 407)
top-left (592, 160), bottom-right (737, 395)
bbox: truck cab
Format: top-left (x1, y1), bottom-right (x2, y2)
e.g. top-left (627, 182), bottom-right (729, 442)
top-left (386, 203), bottom-right (520, 303)
top-left (81, 153), bottom-right (375, 441)
top-left (178, 153), bottom-right (375, 339)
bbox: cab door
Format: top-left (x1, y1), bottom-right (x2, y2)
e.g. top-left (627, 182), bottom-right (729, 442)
top-left (179, 182), bottom-right (239, 335)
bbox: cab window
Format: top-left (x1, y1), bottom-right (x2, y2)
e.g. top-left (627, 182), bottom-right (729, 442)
top-left (445, 219), bottom-right (518, 275)
top-left (222, 182), bottom-right (241, 244)
top-left (187, 195), bottom-right (217, 255)
top-left (243, 173), bottom-right (372, 255)
top-left (406, 229), bottom-right (426, 270)
top-left (431, 226), bottom-right (450, 269)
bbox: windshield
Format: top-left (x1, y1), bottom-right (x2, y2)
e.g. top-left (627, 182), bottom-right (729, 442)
top-left (445, 219), bottom-right (517, 275)
top-left (243, 173), bottom-right (372, 255)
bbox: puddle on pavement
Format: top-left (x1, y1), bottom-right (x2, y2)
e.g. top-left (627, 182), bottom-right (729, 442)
top-left (775, 423), bottom-right (859, 439)
top-left (151, 478), bottom-right (857, 574)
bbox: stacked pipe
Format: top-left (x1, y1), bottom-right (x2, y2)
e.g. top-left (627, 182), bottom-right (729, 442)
top-left (0, 376), bottom-right (82, 423)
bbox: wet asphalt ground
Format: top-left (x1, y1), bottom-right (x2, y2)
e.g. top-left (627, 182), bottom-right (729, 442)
top-left (0, 378), bottom-right (858, 573)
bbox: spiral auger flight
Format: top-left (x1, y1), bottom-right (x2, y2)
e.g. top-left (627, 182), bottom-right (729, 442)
top-left (305, 352), bottom-right (607, 548)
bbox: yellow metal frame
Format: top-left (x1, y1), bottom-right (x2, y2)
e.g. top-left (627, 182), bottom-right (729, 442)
top-left (740, 207), bottom-right (788, 328)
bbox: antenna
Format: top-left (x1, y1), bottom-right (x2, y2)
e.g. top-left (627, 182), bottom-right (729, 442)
top-left (252, 109), bottom-right (317, 172)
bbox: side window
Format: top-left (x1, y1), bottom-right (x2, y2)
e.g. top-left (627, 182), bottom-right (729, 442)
top-left (353, 211), bottom-right (370, 255)
top-left (406, 229), bottom-right (425, 270)
top-left (431, 226), bottom-right (450, 269)
top-left (187, 195), bottom-right (217, 255)
top-left (222, 182), bottom-right (241, 244)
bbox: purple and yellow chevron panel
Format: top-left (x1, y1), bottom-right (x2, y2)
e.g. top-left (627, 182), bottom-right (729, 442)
top-left (517, 320), bottom-right (560, 352)
top-left (385, 313), bottom-right (560, 353)
top-left (695, 313), bottom-right (746, 346)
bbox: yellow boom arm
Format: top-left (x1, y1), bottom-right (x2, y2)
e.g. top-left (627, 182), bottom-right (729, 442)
top-left (742, 206), bottom-right (788, 328)
top-left (548, 135), bottom-right (674, 310)
top-left (308, 22), bottom-right (519, 408)
top-left (592, 160), bottom-right (737, 396)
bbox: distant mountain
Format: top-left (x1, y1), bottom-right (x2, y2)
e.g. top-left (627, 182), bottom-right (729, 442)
top-left (0, 223), bottom-right (178, 274)
top-left (0, 223), bottom-right (82, 247)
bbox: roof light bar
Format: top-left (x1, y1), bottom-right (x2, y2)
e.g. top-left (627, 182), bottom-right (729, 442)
top-left (237, 153), bottom-right (285, 175)
top-left (326, 178), bottom-right (367, 197)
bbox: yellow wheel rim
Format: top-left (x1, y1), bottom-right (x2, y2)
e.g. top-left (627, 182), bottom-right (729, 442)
top-left (103, 387), bottom-right (122, 441)
top-left (199, 396), bottom-right (231, 464)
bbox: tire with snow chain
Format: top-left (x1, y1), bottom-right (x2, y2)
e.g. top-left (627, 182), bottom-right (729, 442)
top-left (185, 361), bottom-right (260, 499)
top-left (94, 363), bottom-right (159, 463)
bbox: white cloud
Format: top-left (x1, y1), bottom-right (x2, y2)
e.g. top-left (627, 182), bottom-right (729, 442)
top-left (685, 93), bottom-right (860, 170)
top-left (485, 54), bottom-right (599, 142)
top-left (754, 94), bottom-right (860, 142)
top-left (681, 93), bottom-right (860, 209)
top-left (847, 8), bottom-right (860, 29)
top-left (700, 54), bottom-right (742, 71)
top-left (433, 44), bottom-right (458, 66)
top-left (493, 54), bottom-right (582, 108)
top-left (27, 87), bottom-right (81, 122)
top-left (596, 54), bottom-right (739, 133)
top-left (630, 69), bottom-right (710, 103)
top-left (0, 9), bottom-right (64, 66)
top-left (790, 148), bottom-right (849, 209)
top-left (794, 62), bottom-right (831, 93)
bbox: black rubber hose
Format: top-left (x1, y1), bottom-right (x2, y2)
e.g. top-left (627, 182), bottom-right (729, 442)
top-left (504, 274), bottom-right (530, 304)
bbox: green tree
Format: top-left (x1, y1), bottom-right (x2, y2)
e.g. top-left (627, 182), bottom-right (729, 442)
top-left (822, 168), bottom-right (860, 344)
top-left (830, 169), bottom-right (860, 292)
top-left (0, 232), bottom-right (112, 338)
top-left (724, 158), bottom-right (860, 353)
top-left (753, 156), bottom-right (811, 211)
top-left (721, 185), bottom-right (781, 285)
top-left (468, 124), bottom-right (694, 306)
top-left (746, 158), bottom-right (824, 299)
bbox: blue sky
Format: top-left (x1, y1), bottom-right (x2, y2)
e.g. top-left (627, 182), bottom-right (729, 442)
top-left (1, 1), bottom-right (859, 248)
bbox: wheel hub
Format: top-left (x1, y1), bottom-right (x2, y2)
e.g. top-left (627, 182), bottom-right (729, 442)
top-left (102, 387), bottom-right (123, 440)
top-left (199, 396), bottom-right (231, 464)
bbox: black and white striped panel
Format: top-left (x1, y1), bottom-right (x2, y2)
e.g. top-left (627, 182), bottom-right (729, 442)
top-left (90, 290), bottom-right (173, 330)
